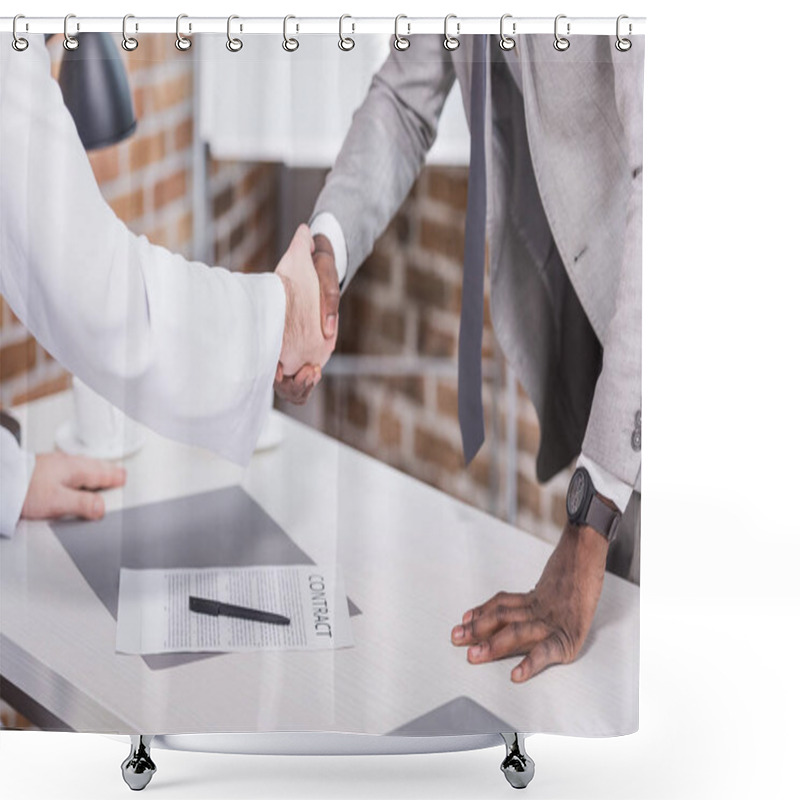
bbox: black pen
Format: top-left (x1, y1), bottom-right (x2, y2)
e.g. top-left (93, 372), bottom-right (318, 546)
top-left (189, 596), bottom-right (291, 626)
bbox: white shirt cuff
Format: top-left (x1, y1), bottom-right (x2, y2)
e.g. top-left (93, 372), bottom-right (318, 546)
top-left (576, 452), bottom-right (634, 514)
top-left (0, 427), bottom-right (36, 538)
top-left (310, 212), bottom-right (348, 285)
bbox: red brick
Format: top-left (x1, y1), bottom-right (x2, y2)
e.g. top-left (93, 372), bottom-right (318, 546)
top-left (132, 86), bottom-right (147, 118)
top-left (428, 168), bottom-right (469, 212)
top-left (406, 264), bottom-right (456, 309)
top-left (176, 211), bottom-right (193, 246)
top-left (551, 492), bottom-right (568, 529)
top-left (517, 471), bottom-right (542, 519)
top-left (129, 132), bottom-right (166, 170)
top-left (362, 249), bottom-right (392, 285)
top-left (420, 218), bottom-right (465, 263)
top-left (12, 372), bottom-right (71, 405)
top-left (386, 376), bottom-right (425, 405)
top-left (436, 381), bottom-right (459, 419)
top-left (391, 211), bottom-right (413, 244)
top-left (174, 117), bottom-right (194, 151)
top-left (148, 226), bottom-right (169, 248)
top-left (346, 392), bottom-right (369, 429)
top-left (413, 426), bottom-right (462, 473)
top-left (517, 418), bottom-right (540, 455)
top-left (152, 73), bottom-right (192, 113)
top-left (379, 310), bottom-right (405, 345)
top-left (230, 220), bottom-right (248, 253)
top-left (89, 146), bottom-right (120, 184)
top-left (213, 185), bottom-right (235, 218)
top-left (468, 452), bottom-right (492, 489)
top-left (0, 337), bottom-right (36, 381)
top-left (379, 409), bottom-right (402, 448)
top-left (419, 316), bottom-right (457, 357)
top-left (109, 188), bottom-right (145, 222)
top-left (124, 34), bottom-right (167, 71)
top-left (154, 170), bottom-right (188, 210)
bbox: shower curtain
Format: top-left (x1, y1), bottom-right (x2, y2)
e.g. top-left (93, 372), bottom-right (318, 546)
top-left (0, 20), bottom-right (643, 744)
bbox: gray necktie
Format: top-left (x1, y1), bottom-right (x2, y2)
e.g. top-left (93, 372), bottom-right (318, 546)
top-left (458, 35), bottom-right (488, 465)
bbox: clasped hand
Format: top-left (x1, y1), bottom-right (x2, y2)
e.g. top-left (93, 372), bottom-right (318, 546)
top-left (274, 226), bottom-right (339, 404)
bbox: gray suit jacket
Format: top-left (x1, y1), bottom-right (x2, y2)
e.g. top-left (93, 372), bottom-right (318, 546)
top-left (313, 35), bottom-right (643, 488)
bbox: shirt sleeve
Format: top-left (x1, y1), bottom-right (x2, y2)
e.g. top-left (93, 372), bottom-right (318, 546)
top-left (0, 35), bottom-right (284, 466)
top-left (0, 427), bottom-right (36, 538)
top-left (576, 452), bottom-right (634, 514)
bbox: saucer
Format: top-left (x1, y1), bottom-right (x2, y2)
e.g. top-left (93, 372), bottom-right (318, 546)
top-left (55, 420), bottom-right (145, 461)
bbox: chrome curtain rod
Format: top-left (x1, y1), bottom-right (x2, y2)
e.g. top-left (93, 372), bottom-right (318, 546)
top-left (1, 16), bottom-right (645, 37)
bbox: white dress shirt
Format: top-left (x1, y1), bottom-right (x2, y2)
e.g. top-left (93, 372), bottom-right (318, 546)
top-left (0, 35), bottom-right (286, 536)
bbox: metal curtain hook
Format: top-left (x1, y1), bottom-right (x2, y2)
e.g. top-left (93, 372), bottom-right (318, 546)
top-left (226, 14), bottom-right (243, 52)
top-left (554, 14), bottom-right (570, 51)
top-left (282, 15), bottom-right (299, 52)
top-left (12, 14), bottom-right (29, 51)
top-left (499, 14), bottom-right (516, 51)
top-left (175, 14), bottom-right (191, 51)
top-left (394, 14), bottom-right (410, 51)
top-left (64, 13), bottom-right (79, 51)
top-left (121, 14), bottom-right (138, 51)
top-left (615, 14), bottom-right (632, 51)
top-left (339, 14), bottom-right (355, 51)
top-left (443, 14), bottom-right (460, 51)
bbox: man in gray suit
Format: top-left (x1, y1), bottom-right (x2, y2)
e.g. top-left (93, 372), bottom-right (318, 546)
top-left (277, 34), bottom-right (643, 683)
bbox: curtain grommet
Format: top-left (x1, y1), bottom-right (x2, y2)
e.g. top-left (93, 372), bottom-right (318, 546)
top-left (282, 15), bottom-right (299, 52)
top-left (394, 14), bottom-right (410, 51)
top-left (12, 14), bottom-right (29, 51)
top-left (443, 14), bottom-right (460, 51)
top-left (121, 14), bottom-right (138, 52)
top-left (175, 14), bottom-right (192, 51)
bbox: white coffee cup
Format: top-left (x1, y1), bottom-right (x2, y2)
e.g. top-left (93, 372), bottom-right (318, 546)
top-left (72, 377), bottom-right (126, 450)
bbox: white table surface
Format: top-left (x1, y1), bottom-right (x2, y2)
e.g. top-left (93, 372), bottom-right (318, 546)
top-left (0, 390), bottom-right (638, 737)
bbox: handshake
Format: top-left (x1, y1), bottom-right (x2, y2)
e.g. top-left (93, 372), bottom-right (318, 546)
top-left (274, 224), bottom-right (340, 404)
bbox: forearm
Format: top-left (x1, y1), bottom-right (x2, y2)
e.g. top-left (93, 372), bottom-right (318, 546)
top-left (312, 35), bottom-right (456, 288)
top-left (0, 35), bottom-right (283, 464)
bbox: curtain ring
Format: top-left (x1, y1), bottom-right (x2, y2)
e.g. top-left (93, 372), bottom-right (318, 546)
top-left (394, 14), bottom-right (410, 51)
top-left (615, 14), bottom-right (632, 52)
top-left (499, 14), bottom-right (516, 51)
top-left (339, 14), bottom-right (355, 51)
top-left (63, 13), bottom-right (79, 51)
top-left (554, 14), bottom-right (570, 51)
top-left (443, 14), bottom-right (460, 51)
top-left (121, 14), bottom-right (138, 51)
top-left (12, 14), bottom-right (29, 51)
top-left (175, 14), bottom-right (191, 51)
top-left (282, 15), bottom-right (299, 52)
top-left (226, 14), bottom-right (243, 52)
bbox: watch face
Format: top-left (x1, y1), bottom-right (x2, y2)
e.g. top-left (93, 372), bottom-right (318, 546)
top-left (567, 469), bottom-right (588, 518)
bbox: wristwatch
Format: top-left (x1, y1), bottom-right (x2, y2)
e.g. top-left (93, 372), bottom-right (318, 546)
top-left (566, 467), bottom-right (621, 543)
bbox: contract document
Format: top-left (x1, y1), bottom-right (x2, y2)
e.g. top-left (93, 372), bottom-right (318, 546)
top-left (116, 565), bottom-right (354, 655)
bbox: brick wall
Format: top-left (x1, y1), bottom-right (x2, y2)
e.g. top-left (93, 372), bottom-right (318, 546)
top-left (0, 35), bottom-right (278, 408)
top-left (320, 166), bottom-right (571, 545)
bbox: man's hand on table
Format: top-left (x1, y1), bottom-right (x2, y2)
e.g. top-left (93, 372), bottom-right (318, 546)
top-left (450, 522), bottom-right (609, 682)
top-left (21, 452), bottom-right (126, 522)
top-left (274, 232), bottom-right (339, 405)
